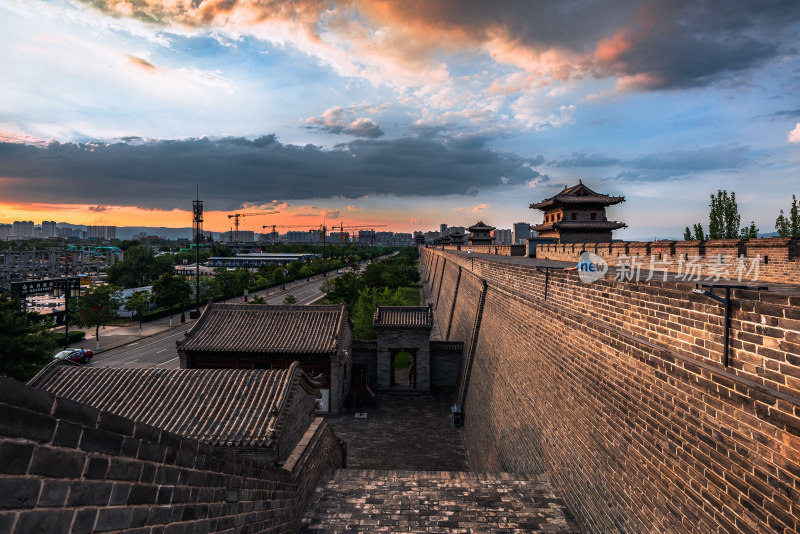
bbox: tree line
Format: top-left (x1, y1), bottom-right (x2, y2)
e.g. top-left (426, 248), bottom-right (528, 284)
top-left (320, 248), bottom-right (420, 339)
top-left (684, 190), bottom-right (798, 240)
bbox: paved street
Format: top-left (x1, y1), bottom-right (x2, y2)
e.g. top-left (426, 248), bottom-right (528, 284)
top-left (79, 269), bottom-right (345, 369)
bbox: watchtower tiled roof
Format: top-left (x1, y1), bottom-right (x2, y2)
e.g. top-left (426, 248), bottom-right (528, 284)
top-left (373, 306), bottom-right (433, 329)
top-left (178, 303), bottom-right (346, 354)
top-left (529, 181), bottom-right (624, 210)
top-left (531, 220), bottom-right (627, 232)
top-left (468, 221), bottom-right (496, 232)
top-left (28, 362), bottom-right (318, 448)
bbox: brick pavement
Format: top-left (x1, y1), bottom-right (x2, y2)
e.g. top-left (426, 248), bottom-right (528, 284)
top-left (325, 392), bottom-right (470, 472)
top-left (299, 469), bottom-right (581, 533)
top-left (309, 394), bottom-right (581, 532)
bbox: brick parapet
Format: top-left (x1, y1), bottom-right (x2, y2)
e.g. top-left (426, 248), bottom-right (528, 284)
top-left (442, 244), bottom-right (526, 256)
top-left (283, 417), bottom-right (345, 526)
top-left (0, 376), bottom-right (310, 534)
top-left (534, 237), bottom-right (800, 284)
top-left (420, 248), bottom-right (800, 533)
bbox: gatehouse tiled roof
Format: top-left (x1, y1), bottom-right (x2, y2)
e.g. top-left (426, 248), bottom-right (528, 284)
top-left (532, 220), bottom-right (628, 232)
top-left (468, 221), bottom-right (496, 232)
top-left (373, 306), bottom-right (433, 329)
top-left (28, 361), bottom-right (318, 448)
top-left (530, 181), bottom-right (624, 210)
top-left (178, 303), bottom-right (346, 354)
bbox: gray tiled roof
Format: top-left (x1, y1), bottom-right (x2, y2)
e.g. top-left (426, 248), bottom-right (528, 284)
top-left (28, 362), bottom-right (318, 448)
top-left (530, 182), bottom-right (624, 210)
top-left (373, 306), bottom-right (433, 329)
top-left (532, 220), bottom-right (627, 231)
top-left (178, 303), bottom-right (346, 354)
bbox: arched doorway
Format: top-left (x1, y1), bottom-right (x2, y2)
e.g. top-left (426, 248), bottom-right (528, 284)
top-left (391, 349), bottom-right (416, 389)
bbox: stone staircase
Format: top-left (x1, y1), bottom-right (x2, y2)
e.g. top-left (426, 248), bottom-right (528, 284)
top-left (298, 469), bottom-right (581, 533)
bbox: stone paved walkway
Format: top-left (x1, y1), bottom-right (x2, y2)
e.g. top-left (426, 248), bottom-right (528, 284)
top-left (325, 392), bottom-right (470, 472)
top-left (313, 394), bottom-right (582, 532)
top-left (299, 470), bottom-right (582, 533)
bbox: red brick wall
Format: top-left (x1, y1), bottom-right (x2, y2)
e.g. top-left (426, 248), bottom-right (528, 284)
top-left (421, 248), bottom-right (800, 533)
top-left (536, 238), bottom-right (800, 284)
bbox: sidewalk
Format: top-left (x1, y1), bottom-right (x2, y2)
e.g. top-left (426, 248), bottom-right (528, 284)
top-left (68, 268), bottom-right (344, 354)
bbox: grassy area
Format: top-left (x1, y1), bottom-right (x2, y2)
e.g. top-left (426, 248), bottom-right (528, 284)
top-left (394, 351), bottom-right (414, 368)
top-left (399, 285), bottom-right (420, 306)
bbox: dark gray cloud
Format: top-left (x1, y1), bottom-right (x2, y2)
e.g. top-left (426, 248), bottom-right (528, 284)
top-left (550, 153), bottom-right (621, 168)
top-left (615, 146), bottom-right (749, 181)
top-left (762, 109), bottom-right (800, 121)
top-left (551, 145), bottom-right (750, 182)
top-left (0, 135), bottom-right (543, 210)
top-left (365, 0), bottom-right (800, 90)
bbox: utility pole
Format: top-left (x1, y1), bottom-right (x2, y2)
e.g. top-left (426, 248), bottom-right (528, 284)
top-left (193, 188), bottom-right (203, 318)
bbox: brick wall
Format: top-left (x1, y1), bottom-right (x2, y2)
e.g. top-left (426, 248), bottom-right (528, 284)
top-left (421, 248), bottom-right (800, 533)
top-left (0, 377), bottom-right (346, 534)
top-left (536, 237), bottom-right (800, 284)
top-left (283, 417), bottom-right (345, 526)
top-left (430, 342), bottom-right (463, 391)
top-left (443, 244), bottom-right (526, 256)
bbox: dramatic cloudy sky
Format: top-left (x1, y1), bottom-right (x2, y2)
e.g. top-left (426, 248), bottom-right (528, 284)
top-left (1, 0), bottom-right (798, 237)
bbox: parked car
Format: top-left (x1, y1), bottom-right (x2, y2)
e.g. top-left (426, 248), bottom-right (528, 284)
top-left (53, 348), bottom-right (93, 364)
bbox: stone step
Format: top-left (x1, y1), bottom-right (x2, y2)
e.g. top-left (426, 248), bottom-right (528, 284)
top-left (299, 469), bottom-right (581, 533)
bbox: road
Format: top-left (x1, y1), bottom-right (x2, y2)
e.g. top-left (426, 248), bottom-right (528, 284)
top-left (89, 272), bottom-right (335, 369)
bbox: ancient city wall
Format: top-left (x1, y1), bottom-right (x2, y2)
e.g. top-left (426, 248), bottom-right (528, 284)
top-left (420, 247), bottom-right (800, 533)
top-left (0, 377), bottom-right (343, 534)
top-left (442, 244), bottom-right (526, 256)
top-left (535, 237), bottom-right (800, 284)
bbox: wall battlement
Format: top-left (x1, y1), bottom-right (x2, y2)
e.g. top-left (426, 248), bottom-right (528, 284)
top-left (421, 247), bottom-right (800, 533)
top-left (535, 237), bottom-right (800, 284)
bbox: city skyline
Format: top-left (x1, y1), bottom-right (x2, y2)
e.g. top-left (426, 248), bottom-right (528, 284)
top-left (1, 1), bottom-right (799, 238)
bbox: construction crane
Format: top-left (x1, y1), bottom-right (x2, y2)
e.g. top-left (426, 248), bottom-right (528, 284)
top-left (262, 224), bottom-right (312, 245)
top-left (228, 211), bottom-right (278, 246)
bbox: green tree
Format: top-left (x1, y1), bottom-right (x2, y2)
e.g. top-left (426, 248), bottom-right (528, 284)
top-left (0, 294), bottom-right (60, 382)
top-left (692, 223), bottom-right (705, 241)
top-left (198, 277), bottom-right (222, 302)
top-left (74, 284), bottom-right (122, 349)
top-left (740, 221), bottom-right (759, 240)
top-left (775, 195), bottom-right (799, 238)
top-left (351, 287), bottom-right (406, 339)
top-left (683, 227), bottom-right (692, 241)
top-left (249, 295), bottom-right (266, 304)
top-left (152, 274), bottom-right (191, 327)
top-left (283, 294), bottom-right (298, 305)
top-left (707, 190), bottom-right (741, 239)
top-left (105, 245), bottom-right (174, 288)
top-left (124, 290), bottom-right (151, 333)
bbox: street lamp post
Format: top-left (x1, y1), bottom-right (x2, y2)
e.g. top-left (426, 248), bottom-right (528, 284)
top-left (53, 284), bottom-right (79, 349)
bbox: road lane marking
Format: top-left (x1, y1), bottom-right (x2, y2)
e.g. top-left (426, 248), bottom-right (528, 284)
top-left (126, 359), bottom-right (139, 364)
top-left (159, 357), bottom-right (178, 366)
top-left (156, 348), bottom-right (167, 353)
top-left (94, 329), bottom-right (190, 360)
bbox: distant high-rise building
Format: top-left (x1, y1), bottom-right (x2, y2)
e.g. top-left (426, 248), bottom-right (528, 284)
top-left (0, 224), bottom-right (11, 239)
top-left (513, 222), bottom-right (531, 244)
top-left (493, 229), bottom-right (512, 245)
top-left (42, 221), bottom-right (58, 238)
top-left (440, 224), bottom-right (447, 236)
top-left (12, 221), bottom-right (34, 238)
top-left (87, 225), bottom-right (117, 240)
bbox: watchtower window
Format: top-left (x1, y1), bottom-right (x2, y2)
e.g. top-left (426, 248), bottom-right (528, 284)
top-left (590, 213), bottom-right (597, 220)
top-left (571, 213), bottom-right (577, 220)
